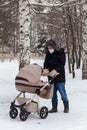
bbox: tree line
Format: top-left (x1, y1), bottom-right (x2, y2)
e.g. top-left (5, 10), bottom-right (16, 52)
top-left (0, 0), bottom-right (87, 78)
top-left (0, 0), bottom-right (19, 54)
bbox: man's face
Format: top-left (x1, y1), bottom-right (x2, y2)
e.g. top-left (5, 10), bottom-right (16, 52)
top-left (47, 46), bottom-right (54, 50)
top-left (47, 46), bottom-right (55, 54)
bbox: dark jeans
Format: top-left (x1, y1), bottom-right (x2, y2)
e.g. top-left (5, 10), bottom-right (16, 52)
top-left (52, 82), bottom-right (68, 103)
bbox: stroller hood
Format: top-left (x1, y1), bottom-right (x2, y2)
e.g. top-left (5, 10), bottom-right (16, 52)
top-left (15, 64), bottom-right (42, 84)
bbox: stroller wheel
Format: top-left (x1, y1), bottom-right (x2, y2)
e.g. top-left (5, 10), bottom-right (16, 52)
top-left (19, 110), bottom-right (28, 121)
top-left (9, 108), bottom-right (18, 119)
top-left (39, 106), bottom-right (48, 119)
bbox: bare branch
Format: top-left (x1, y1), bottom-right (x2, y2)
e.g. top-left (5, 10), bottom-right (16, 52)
top-left (0, 0), bottom-right (15, 7)
top-left (29, 0), bottom-right (86, 8)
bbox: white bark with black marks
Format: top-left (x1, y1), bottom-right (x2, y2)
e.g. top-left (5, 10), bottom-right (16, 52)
top-left (82, 3), bottom-right (87, 79)
top-left (19, 0), bottom-right (31, 69)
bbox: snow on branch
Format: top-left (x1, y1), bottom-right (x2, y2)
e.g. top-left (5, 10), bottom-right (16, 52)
top-left (29, 0), bottom-right (86, 8)
top-left (27, 0), bottom-right (86, 15)
top-left (0, 0), bottom-right (15, 7)
top-left (63, 0), bottom-right (86, 7)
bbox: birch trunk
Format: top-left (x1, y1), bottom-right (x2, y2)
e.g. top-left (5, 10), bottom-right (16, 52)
top-left (19, 0), bottom-right (31, 69)
top-left (82, 3), bottom-right (87, 79)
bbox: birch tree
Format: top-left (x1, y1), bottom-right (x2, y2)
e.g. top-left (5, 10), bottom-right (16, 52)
top-left (82, 2), bottom-right (87, 79)
top-left (19, 0), bottom-right (31, 69)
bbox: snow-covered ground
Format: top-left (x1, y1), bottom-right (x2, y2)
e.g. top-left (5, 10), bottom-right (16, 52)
top-left (0, 59), bottom-right (87, 130)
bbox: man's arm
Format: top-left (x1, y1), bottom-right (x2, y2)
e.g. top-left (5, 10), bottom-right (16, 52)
top-left (55, 51), bottom-right (66, 72)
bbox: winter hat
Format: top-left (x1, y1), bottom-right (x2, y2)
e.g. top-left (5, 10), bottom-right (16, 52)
top-left (46, 39), bottom-right (59, 51)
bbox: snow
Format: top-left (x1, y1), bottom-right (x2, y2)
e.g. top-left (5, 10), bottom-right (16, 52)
top-left (0, 59), bottom-right (87, 130)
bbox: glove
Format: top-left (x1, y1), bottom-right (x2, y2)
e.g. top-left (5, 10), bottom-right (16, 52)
top-left (42, 69), bottom-right (49, 76)
top-left (48, 69), bottom-right (58, 77)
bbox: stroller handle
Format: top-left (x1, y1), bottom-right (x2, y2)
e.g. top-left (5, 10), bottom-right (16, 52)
top-left (35, 73), bottom-right (59, 95)
top-left (49, 73), bottom-right (59, 84)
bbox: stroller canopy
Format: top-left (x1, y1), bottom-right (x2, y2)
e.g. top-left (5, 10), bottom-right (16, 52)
top-left (16, 64), bottom-right (42, 84)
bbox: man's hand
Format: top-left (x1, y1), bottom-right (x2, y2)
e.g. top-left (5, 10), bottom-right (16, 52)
top-left (48, 69), bottom-right (58, 77)
top-left (42, 69), bottom-right (49, 76)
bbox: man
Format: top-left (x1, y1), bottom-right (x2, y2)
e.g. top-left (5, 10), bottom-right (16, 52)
top-left (42, 39), bottom-right (69, 113)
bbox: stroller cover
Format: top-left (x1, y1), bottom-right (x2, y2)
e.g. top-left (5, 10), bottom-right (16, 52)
top-left (15, 64), bottom-right (53, 99)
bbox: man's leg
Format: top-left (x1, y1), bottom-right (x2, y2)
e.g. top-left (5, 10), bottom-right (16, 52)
top-left (58, 83), bottom-right (69, 113)
top-left (49, 83), bottom-right (58, 113)
top-left (52, 83), bottom-right (58, 103)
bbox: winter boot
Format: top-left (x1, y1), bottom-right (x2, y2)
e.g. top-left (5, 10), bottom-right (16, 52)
top-left (63, 101), bottom-right (69, 113)
top-left (49, 102), bottom-right (58, 113)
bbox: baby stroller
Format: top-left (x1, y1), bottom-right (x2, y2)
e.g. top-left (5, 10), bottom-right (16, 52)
top-left (9, 64), bottom-right (56, 121)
